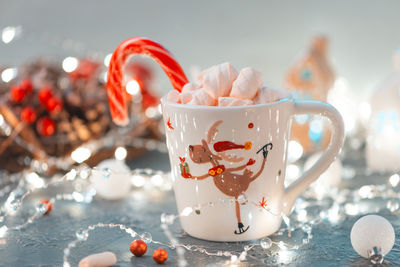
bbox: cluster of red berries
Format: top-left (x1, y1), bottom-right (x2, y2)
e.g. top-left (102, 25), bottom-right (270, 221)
top-left (38, 87), bottom-right (63, 115)
top-left (10, 79), bottom-right (33, 103)
top-left (130, 240), bottom-right (168, 264)
top-left (10, 79), bottom-right (64, 137)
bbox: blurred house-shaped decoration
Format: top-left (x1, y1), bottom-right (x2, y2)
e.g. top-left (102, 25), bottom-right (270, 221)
top-left (285, 36), bottom-right (335, 154)
top-left (366, 49), bottom-right (400, 171)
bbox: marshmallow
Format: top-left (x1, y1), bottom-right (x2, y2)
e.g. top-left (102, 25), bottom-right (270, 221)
top-left (79, 251), bottom-right (117, 267)
top-left (166, 63), bottom-right (270, 107)
top-left (200, 63), bottom-right (238, 99)
top-left (167, 90), bottom-right (180, 103)
top-left (179, 91), bottom-right (193, 104)
top-left (230, 67), bottom-right (263, 100)
top-left (182, 82), bottom-right (199, 93)
top-left (218, 97), bottom-right (253, 106)
top-left (187, 89), bottom-right (216, 106)
top-left (254, 87), bottom-right (287, 104)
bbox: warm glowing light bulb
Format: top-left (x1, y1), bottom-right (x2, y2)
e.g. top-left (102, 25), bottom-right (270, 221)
top-left (358, 185), bottom-right (372, 198)
top-left (151, 175), bottom-right (163, 187)
top-left (389, 174), bottom-right (400, 187)
top-left (288, 140), bottom-right (303, 163)
top-left (71, 147), bottom-right (91, 163)
top-left (1, 26), bottom-right (17, 44)
top-left (131, 175), bottom-right (145, 187)
top-left (0, 226), bottom-right (8, 238)
top-left (114, 146), bottom-right (127, 160)
top-left (180, 207), bottom-right (193, 216)
top-left (286, 164), bottom-right (300, 182)
top-left (126, 80), bottom-right (140, 95)
top-left (66, 169), bottom-right (77, 180)
top-left (1, 68), bottom-right (17, 82)
top-left (62, 57), bottom-right (78, 73)
top-left (26, 172), bottom-right (45, 188)
top-left (103, 53), bottom-right (112, 67)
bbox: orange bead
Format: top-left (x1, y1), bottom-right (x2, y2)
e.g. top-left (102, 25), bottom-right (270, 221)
top-left (153, 248), bottom-right (168, 264)
top-left (130, 240), bottom-right (147, 257)
top-left (40, 200), bottom-right (53, 215)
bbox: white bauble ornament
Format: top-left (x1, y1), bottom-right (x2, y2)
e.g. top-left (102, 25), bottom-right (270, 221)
top-left (304, 152), bottom-right (342, 196)
top-left (350, 215), bottom-right (395, 263)
top-left (366, 49), bottom-right (400, 171)
top-left (91, 159), bottom-right (131, 200)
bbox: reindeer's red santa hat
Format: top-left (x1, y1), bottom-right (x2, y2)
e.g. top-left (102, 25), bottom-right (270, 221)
top-left (213, 141), bottom-right (252, 152)
top-left (213, 141), bottom-right (255, 167)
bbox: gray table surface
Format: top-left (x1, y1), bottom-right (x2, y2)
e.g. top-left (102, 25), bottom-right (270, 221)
top-left (0, 149), bottom-right (399, 267)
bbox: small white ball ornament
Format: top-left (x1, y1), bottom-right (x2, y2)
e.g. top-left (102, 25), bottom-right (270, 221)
top-left (91, 159), bottom-right (131, 200)
top-left (350, 215), bottom-right (395, 264)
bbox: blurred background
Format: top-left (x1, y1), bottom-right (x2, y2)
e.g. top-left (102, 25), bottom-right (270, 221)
top-left (1, 2), bottom-right (400, 266)
top-left (1, 0), bottom-right (400, 100)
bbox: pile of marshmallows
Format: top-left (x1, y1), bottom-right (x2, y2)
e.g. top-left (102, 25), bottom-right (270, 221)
top-left (167, 63), bottom-right (286, 106)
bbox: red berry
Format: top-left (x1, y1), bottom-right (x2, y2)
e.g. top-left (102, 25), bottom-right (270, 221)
top-left (38, 88), bottom-right (53, 105)
top-left (248, 122), bottom-right (254, 129)
top-left (20, 79), bottom-right (33, 94)
top-left (10, 85), bottom-right (26, 102)
top-left (40, 199), bottom-right (53, 215)
top-left (45, 97), bottom-right (63, 114)
top-left (130, 240), bottom-right (147, 256)
top-left (153, 248), bottom-right (168, 264)
top-left (21, 107), bottom-right (37, 124)
top-left (36, 116), bottom-right (55, 136)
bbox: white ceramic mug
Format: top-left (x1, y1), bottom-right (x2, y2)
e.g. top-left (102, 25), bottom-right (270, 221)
top-left (161, 92), bottom-right (344, 242)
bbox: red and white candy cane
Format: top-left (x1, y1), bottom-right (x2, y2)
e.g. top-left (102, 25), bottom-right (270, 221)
top-left (107, 37), bottom-right (188, 126)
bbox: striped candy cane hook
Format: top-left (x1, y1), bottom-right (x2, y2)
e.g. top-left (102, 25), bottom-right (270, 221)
top-left (107, 37), bottom-right (188, 126)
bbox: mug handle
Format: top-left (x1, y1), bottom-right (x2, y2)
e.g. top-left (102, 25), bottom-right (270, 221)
top-left (282, 100), bottom-right (345, 215)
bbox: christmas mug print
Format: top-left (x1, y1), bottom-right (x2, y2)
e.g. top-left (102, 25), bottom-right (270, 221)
top-left (162, 94), bottom-right (344, 242)
top-left (103, 37), bottom-right (344, 242)
top-left (179, 120), bottom-right (273, 235)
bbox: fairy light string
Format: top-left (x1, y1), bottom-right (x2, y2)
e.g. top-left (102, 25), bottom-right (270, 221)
top-left (0, 165), bottom-right (314, 265)
top-left (0, 125), bottom-right (399, 264)
top-left (0, 163), bottom-right (397, 265)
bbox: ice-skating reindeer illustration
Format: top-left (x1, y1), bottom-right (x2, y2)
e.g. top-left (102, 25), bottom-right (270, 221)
top-left (180, 120), bottom-right (273, 234)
